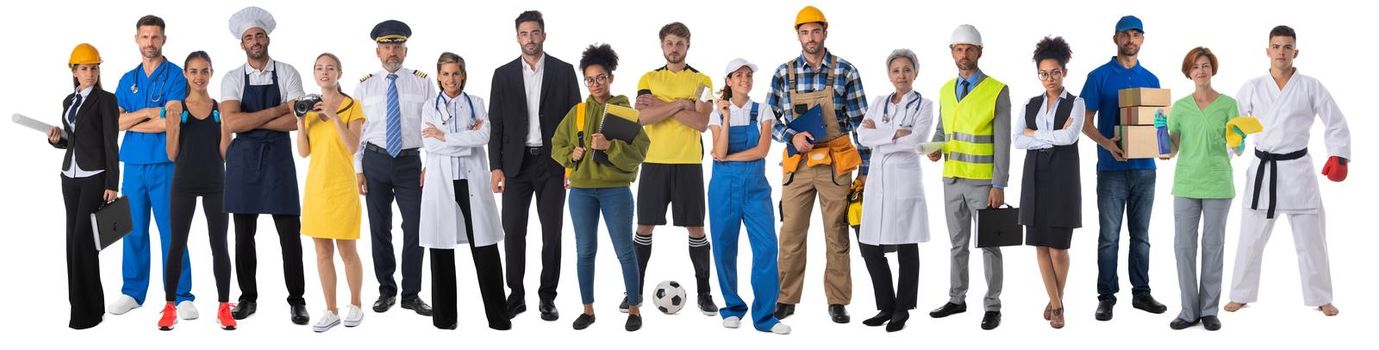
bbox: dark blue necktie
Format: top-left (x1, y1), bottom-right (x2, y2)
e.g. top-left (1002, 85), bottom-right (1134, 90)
top-left (67, 94), bottom-right (83, 126)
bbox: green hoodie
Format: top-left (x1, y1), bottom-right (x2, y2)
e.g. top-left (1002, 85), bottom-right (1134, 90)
top-left (551, 95), bottom-right (650, 188)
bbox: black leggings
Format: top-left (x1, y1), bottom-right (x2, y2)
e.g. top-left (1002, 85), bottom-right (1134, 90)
top-left (859, 243), bottom-right (919, 312)
top-left (234, 213), bottom-right (307, 305)
top-left (165, 189), bottom-right (230, 302)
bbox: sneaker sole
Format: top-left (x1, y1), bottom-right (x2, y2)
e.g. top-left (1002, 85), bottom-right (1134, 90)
top-left (313, 320), bottom-right (340, 333)
top-left (158, 319), bottom-right (177, 331)
top-left (701, 309), bottom-right (718, 316)
top-left (110, 304), bottom-right (141, 315)
top-left (344, 319), bottom-right (362, 327)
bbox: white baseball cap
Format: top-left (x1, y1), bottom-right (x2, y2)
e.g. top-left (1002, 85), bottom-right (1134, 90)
top-left (723, 58), bottom-right (758, 78)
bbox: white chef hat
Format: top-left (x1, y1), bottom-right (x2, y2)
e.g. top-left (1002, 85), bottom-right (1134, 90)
top-left (228, 6), bottom-right (276, 39)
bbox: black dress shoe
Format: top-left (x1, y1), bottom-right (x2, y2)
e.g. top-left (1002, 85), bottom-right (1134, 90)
top-left (828, 304), bottom-right (850, 324)
top-left (929, 302), bottom-right (967, 318)
top-left (1169, 317), bottom-right (1199, 330)
top-left (373, 296), bottom-right (396, 313)
top-left (886, 310), bottom-right (910, 332)
top-left (401, 298), bottom-right (433, 316)
top-left (697, 294), bottom-right (720, 316)
top-left (863, 310), bottom-right (893, 327)
top-left (1094, 299), bottom-right (1114, 321)
top-left (774, 303), bottom-right (795, 320)
top-left (625, 313), bottom-right (643, 332)
top-left (1132, 295), bottom-right (1168, 314)
top-left (1201, 315), bottom-right (1221, 331)
top-left (290, 304), bottom-right (309, 325)
top-left (232, 300), bottom-right (257, 320)
top-left (506, 296), bottom-right (526, 319)
top-left (572, 313), bottom-right (595, 330)
top-left (489, 319), bottom-right (512, 331)
top-left (539, 300), bottom-right (559, 321)
top-left (619, 295), bottom-right (629, 313)
top-left (980, 311), bottom-right (1001, 330)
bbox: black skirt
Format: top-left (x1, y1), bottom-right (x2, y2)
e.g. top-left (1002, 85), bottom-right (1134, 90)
top-left (1025, 225), bottom-right (1073, 250)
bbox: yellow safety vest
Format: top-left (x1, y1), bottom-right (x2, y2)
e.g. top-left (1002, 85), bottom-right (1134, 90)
top-left (940, 77), bottom-right (1005, 180)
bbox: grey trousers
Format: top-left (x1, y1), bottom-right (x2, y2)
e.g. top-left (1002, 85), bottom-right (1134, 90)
top-left (943, 178), bottom-right (1003, 311)
top-left (1173, 197), bottom-right (1231, 320)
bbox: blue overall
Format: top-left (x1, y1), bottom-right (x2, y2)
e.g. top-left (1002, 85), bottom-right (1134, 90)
top-left (223, 62), bottom-right (300, 215)
top-left (114, 60), bottom-right (192, 304)
top-left (708, 103), bottom-right (781, 331)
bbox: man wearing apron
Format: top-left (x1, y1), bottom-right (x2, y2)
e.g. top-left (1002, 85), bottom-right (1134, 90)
top-left (353, 20), bottom-right (434, 317)
top-left (221, 6), bottom-right (309, 325)
top-left (766, 6), bottom-right (869, 324)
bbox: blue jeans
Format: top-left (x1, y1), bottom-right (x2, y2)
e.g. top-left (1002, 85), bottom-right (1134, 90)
top-left (1096, 170), bottom-right (1155, 302)
top-left (569, 187), bottom-right (641, 306)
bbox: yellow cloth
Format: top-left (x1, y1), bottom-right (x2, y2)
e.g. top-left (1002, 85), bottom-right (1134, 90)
top-left (1225, 116), bottom-right (1263, 149)
top-left (302, 97), bottom-right (364, 240)
top-left (637, 66), bottom-right (713, 164)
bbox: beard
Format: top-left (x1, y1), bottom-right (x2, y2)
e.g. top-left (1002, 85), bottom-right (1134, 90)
top-left (383, 57), bottom-right (403, 72)
top-left (664, 52), bottom-right (684, 64)
top-left (1118, 44), bottom-right (1140, 57)
top-left (802, 41), bottom-right (822, 55)
top-left (246, 44), bottom-right (266, 60)
top-left (523, 43), bottom-right (542, 57)
top-left (956, 59), bottom-right (974, 71)
top-left (141, 46), bottom-right (161, 60)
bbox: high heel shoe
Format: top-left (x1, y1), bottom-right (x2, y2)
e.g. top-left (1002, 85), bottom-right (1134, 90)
top-left (1044, 303), bottom-right (1052, 321)
top-left (1050, 308), bottom-right (1065, 329)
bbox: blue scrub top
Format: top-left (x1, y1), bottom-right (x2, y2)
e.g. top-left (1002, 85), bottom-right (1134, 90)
top-left (1080, 56), bottom-right (1159, 172)
top-left (115, 59), bottom-right (187, 165)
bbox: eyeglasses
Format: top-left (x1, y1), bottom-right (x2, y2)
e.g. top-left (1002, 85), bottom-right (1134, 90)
top-left (1037, 69), bottom-right (1064, 81)
top-left (584, 74), bottom-right (609, 86)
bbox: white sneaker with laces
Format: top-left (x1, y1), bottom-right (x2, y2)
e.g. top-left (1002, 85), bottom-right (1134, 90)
top-left (313, 311), bottom-right (340, 333)
top-left (723, 316), bottom-right (741, 329)
top-left (343, 305), bottom-right (364, 327)
top-left (109, 295), bottom-right (141, 315)
top-left (771, 322), bottom-right (792, 335)
top-left (177, 301), bottom-right (199, 320)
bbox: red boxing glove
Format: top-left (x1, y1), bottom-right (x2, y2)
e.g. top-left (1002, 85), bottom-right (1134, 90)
top-left (1321, 156), bottom-right (1348, 182)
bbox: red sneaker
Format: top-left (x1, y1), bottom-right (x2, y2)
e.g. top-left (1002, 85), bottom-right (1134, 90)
top-left (158, 303), bottom-right (178, 331)
top-left (218, 303), bottom-right (237, 330)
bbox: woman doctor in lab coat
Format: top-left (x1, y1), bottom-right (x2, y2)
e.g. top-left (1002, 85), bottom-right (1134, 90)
top-left (418, 52), bottom-right (510, 331)
top-left (854, 49), bottom-right (933, 333)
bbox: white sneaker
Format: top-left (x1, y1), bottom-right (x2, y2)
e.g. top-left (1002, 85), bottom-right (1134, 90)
top-left (771, 322), bottom-right (792, 335)
top-left (343, 305), bottom-right (364, 327)
top-left (722, 316), bottom-right (741, 329)
top-left (177, 301), bottom-right (199, 320)
top-left (109, 295), bottom-right (141, 315)
top-left (313, 311), bottom-right (340, 333)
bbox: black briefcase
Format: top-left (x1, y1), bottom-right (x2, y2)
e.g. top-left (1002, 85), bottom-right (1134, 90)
top-left (976, 204), bottom-right (1023, 248)
top-left (91, 196), bottom-right (133, 251)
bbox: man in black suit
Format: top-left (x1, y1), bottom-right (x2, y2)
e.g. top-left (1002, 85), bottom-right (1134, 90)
top-left (488, 10), bottom-right (581, 322)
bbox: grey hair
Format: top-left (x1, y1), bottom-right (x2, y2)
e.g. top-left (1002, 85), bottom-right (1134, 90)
top-left (886, 49), bottom-right (919, 71)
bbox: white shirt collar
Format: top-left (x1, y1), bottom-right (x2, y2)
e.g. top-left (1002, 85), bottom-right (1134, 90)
top-left (74, 86), bottom-right (94, 99)
top-left (521, 54), bottom-right (545, 73)
top-left (244, 58), bottom-right (277, 74)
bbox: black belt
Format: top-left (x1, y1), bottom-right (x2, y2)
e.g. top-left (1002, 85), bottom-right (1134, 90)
top-left (524, 146), bottom-right (547, 156)
top-left (1251, 148), bottom-right (1307, 219)
top-left (365, 142), bottom-right (419, 157)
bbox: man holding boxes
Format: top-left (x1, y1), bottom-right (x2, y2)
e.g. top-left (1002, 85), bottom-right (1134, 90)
top-left (1079, 15), bottom-right (1169, 321)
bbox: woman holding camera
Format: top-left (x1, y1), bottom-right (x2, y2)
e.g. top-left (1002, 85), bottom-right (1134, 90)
top-left (295, 53), bottom-right (366, 332)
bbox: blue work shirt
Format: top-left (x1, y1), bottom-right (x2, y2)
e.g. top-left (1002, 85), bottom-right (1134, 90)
top-left (115, 59), bottom-right (187, 165)
top-left (1080, 56), bottom-right (1159, 171)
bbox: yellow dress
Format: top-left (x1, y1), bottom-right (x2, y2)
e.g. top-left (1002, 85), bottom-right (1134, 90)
top-left (301, 97), bottom-right (364, 240)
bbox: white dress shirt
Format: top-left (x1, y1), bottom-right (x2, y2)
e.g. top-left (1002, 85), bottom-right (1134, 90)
top-left (63, 86), bottom-right (102, 178)
top-left (1013, 89), bottom-right (1085, 150)
top-left (353, 67), bottom-right (436, 170)
top-left (522, 55), bottom-right (545, 146)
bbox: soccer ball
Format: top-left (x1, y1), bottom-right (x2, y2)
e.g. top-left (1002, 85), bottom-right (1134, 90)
top-left (653, 280), bottom-right (686, 314)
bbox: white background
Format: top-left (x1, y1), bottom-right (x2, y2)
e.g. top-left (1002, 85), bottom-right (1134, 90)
top-left (1, 0), bottom-right (1374, 348)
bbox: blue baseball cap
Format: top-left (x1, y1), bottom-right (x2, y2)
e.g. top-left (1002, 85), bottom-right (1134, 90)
top-left (1115, 15), bottom-right (1144, 33)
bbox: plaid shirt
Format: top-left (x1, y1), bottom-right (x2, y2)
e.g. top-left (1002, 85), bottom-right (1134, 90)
top-left (767, 50), bottom-right (870, 175)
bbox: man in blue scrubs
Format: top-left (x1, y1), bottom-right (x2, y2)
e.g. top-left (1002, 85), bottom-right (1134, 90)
top-left (110, 14), bottom-right (194, 318)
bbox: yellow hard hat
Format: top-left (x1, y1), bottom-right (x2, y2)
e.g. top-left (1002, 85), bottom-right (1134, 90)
top-left (69, 43), bottom-right (102, 68)
top-left (795, 6), bottom-right (827, 29)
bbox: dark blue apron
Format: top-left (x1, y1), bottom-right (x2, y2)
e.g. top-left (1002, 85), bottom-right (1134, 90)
top-left (224, 62), bottom-right (301, 215)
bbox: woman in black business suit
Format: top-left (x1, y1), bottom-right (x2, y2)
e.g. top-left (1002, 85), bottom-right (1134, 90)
top-left (47, 43), bottom-right (120, 329)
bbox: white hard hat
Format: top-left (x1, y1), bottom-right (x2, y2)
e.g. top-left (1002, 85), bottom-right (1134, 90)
top-left (950, 24), bottom-right (983, 47)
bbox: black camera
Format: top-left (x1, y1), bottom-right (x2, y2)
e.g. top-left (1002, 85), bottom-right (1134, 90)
top-left (294, 94), bottom-right (323, 117)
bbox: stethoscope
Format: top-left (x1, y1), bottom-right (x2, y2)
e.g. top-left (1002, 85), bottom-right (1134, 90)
top-left (434, 91), bottom-right (476, 129)
top-left (882, 90), bottom-right (922, 127)
top-left (130, 63), bottom-right (170, 105)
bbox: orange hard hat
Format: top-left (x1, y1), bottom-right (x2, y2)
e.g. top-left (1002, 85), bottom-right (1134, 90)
top-left (69, 43), bottom-right (102, 68)
top-left (795, 6), bottom-right (827, 29)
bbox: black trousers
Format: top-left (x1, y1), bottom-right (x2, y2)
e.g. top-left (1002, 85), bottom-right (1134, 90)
top-left (63, 175), bottom-right (105, 329)
top-left (859, 242), bottom-right (919, 312)
top-left (363, 148), bottom-right (424, 300)
top-left (233, 213), bottom-right (306, 305)
top-left (166, 189), bottom-right (230, 302)
top-left (432, 180), bottom-right (509, 329)
top-left (502, 149), bottom-right (564, 303)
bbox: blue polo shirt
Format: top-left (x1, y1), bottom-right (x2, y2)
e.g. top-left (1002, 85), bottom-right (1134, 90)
top-left (115, 59), bottom-right (187, 165)
top-left (1081, 56), bottom-right (1159, 171)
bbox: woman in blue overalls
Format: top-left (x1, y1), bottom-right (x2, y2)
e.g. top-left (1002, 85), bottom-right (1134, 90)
top-left (707, 58), bottom-right (790, 335)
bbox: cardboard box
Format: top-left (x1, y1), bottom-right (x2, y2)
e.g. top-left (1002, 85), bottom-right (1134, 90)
top-left (1116, 125), bottom-right (1170, 159)
top-left (1118, 88), bottom-right (1172, 107)
top-left (1121, 106), bottom-right (1171, 126)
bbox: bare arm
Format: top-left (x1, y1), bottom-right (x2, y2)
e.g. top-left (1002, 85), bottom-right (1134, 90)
top-left (222, 100), bottom-right (294, 133)
top-left (336, 118), bottom-right (364, 157)
top-left (635, 94), bottom-right (681, 126)
top-left (722, 120), bottom-right (774, 161)
top-left (118, 107), bottom-right (157, 130)
top-left (670, 100), bottom-right (712, 132)
top-left (295, 116), bottom-right (311, 158)
top-left (164, 102), bottom-right (182, 160)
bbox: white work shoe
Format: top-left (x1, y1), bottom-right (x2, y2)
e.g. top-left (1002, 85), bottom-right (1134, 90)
top-left (313, 311), bottom-right (340, 333)
top-left (177, 301), bottom-right (199, 320)
top-left (109, 295), bottom-right (141, 315)
top-left (343, 305), bottom-right (364, 327)
top-left (722, 316), bottom-right (741, 329)
top-left (771, 322), bottom-right (792, 335)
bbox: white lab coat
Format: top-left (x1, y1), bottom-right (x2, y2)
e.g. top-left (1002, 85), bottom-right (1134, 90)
top-left (419, 92), bottom-right (504, 249)
top-left (855, 92), bottom-right (934, 245)
top-left (1236, 72), bottom-right (1351, 212)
